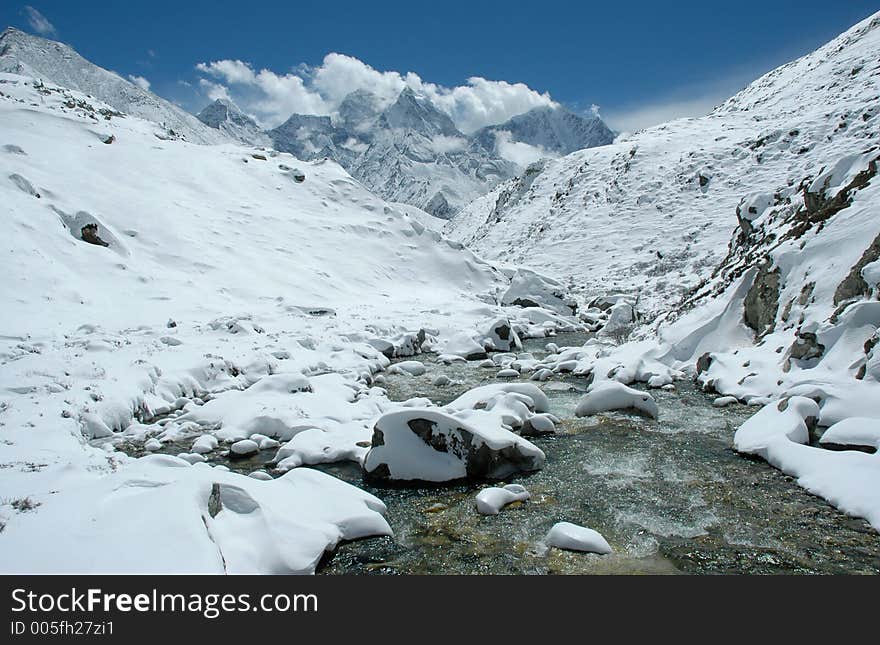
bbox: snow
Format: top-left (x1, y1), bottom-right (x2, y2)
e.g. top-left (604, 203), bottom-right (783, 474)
top-left (391, 360), bottom-right (427, 376)
top-left (0, 458), bottom-right (391, 574)
top-left (0, 70), bottom-right (557, 572)
top-left (575, 382), bottom-right (659, 419)
top-left (819, 418), bottom-right (880, 450)
top-left (543, 522), bottom-right (612, 554)
top-left (734, 398), bottom-right (880, 530)
top-left (475, 484), bottom-right (531, 515)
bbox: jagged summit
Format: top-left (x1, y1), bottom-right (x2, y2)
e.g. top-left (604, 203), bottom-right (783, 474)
top-left (196, 97), bottom-right (270, 146)
top-left (267, 85), bottom-right (613, 217)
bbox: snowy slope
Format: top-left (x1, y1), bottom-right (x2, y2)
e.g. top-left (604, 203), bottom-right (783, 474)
top-left (0, 72), bottom-right (536, 573)
top-left (447, 11), bottom-right (880, 318)
top-left (0, 27), bottom-right (226, 144)
top-left (450, 12), bottom-right (880, 529)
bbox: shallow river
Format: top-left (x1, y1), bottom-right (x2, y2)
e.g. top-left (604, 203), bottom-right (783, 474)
top-left (316, 333), bottom-right (880, 575)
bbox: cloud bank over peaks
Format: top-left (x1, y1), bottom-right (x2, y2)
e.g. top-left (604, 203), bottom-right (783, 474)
top-left (194, 52), bottom-right (557, 132)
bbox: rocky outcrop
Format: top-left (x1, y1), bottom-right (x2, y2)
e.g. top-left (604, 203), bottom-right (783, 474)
top-left (743, 262), bottom-right (779, 336)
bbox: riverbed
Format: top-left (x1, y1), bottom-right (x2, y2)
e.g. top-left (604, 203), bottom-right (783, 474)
top-left (316, 334), bottom-right (880, 575)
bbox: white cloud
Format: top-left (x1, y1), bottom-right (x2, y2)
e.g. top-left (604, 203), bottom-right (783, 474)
top-left (194, 53), bottom-right (557, 132)
top-left (128, 75), bottom-right (151, 91)
top-left (22, 5), bottom-right (56, 37)
top-left (493, 130), bottom-right (554, 167)
top-left (429, 135), bottom-right (468, 154)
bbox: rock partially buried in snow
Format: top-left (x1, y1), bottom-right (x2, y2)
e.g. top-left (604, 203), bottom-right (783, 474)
top-left (575, 382), bottom-right (659, 419)
top-left (475, 484), bottom-right (531, 515)
top-left (432, 374), bottom-right (452, 386)
top-left (176, 452), bottom-right (206, 465)
top-left (362, 408), bottom-right (545, 483)
top-left (818, 417), bottom-right (880, 452)
top-left (230, 439), bottom-right (260, 456)
top-left (734, 396), bottom-right (820, 456)
top-left (713, 396), bottom-right (739, 408)
top-left (248, 470), bottom-right (274, 481)
top-left (392, 360), bottom-right (426, 376)
top-left (544, 522), bottom-right (612, 554)
top-left (496, 368), bottom-right (519, 378)
top-left (484, 318), bottom-right (521, 352)
top-left (191, 434), bottom-right (218, 454)
top-left (144, 438), bottom-right (162, 452)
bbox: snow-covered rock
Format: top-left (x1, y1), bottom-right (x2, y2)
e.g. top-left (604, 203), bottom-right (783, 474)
top-left (391, 360), bottom-right (427, 376)
top-left (475, 484), bottom-right (531, 515)
top-left (230, 439), bottom-right (260, 456)
top-left (191, 434), bottom-right (219, 455)
top-left (362, 408), bottom-right (545, 482)
top-left (543, 522), bottom-right (612, 554)
top-left (501, 269), bottom-right (576, 315)
top-left (819, 417), bottom-right (880, 451)
top-left (575, 382), bottom-right (659, 419)
top-left (734, 397), bottom-right (820, 456)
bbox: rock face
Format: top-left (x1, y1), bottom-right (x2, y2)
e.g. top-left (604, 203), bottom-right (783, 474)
top-left (362, 408), bottom-right (545, 483)
top-left (197, 98), bottom-right (271, 147)
top-left (743, 263), bottom-right (780, 336)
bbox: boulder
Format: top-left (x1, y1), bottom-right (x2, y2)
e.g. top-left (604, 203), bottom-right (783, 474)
top-left (362, 409), bottom-right (545, 483)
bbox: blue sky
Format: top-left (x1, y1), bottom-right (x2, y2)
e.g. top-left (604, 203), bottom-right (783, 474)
top-left (3, 1), bottom-right (879, 131)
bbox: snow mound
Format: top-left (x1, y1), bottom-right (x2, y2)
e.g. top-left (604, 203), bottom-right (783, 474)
top-left (475, 484), bottom-right (531, 515)
top-left (0, 457), bottom-right (390, 574)
top-left (543, 521), bottom-right (612, 554)
top-left (575, 382), bottom-right (659, 419)
top-left (819, 418), bottom-right (880, 451)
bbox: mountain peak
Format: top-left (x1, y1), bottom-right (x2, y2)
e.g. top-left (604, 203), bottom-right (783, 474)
top-left (381, 86), bottom-right (460, 137)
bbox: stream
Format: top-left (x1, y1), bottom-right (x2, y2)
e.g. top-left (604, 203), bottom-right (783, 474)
top-left (316, 333), bottom-right (880, 575)
top-left (113, 332), bottom-right (880, 574)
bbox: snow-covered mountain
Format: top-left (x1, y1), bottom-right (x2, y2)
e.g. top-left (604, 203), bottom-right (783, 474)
top-left (448, 11), bottom-right (880, 527)
top-left (0, 26), bottom-right (613, 218)
top-left (473, 105), bottom-right (614, 156)
top-left (0, 27), bottom-right (225, 144)
top-left (196, 98), bottom-right (270, 147)
top-left (264, 87), bottom-right (613, 218)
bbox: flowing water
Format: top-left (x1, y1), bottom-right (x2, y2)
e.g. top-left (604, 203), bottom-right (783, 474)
top-left (111, 332), bottom-right (880, 574)
top-left (317, 333), bottom-right (880, 575)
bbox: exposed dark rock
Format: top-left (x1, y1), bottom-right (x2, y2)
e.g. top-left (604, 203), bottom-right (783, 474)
top-left (833, 232), bottom-right (880, 305)
top-left (208, 483), bottom-right (222, 518)
top-left (787, 330), bottom-right (825, 362)
top-left (696, 352), bottom-right (713, 375)
top-left (80, 223), bottom-right (109, 247)
top-left (743, 263), bottom-right (780, 336)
